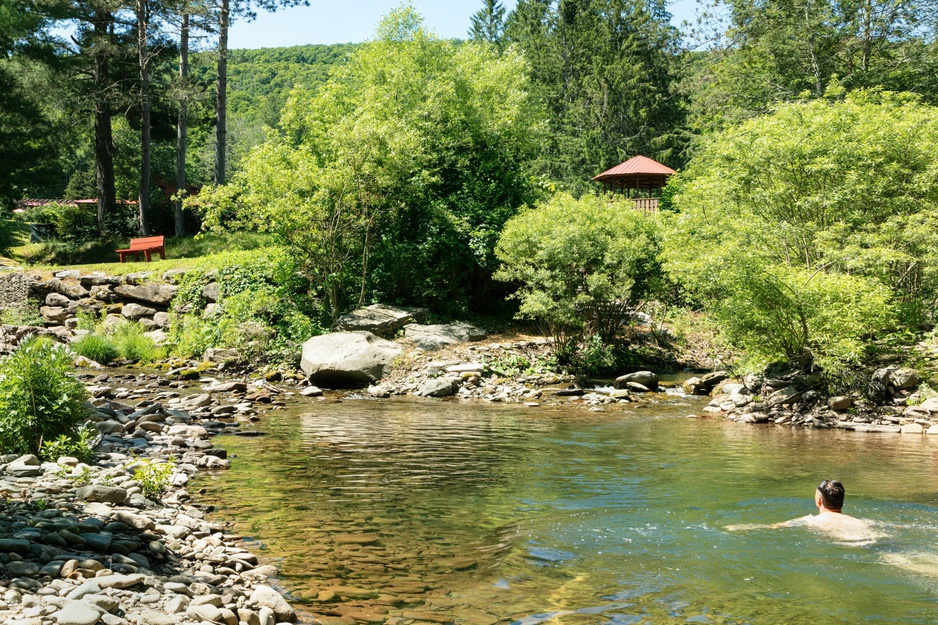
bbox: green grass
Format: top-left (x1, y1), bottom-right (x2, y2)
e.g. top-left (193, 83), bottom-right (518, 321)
top-left (14, 232), bottom-right (278, 276)
top-left (0, 220), bottom-right (32, 258)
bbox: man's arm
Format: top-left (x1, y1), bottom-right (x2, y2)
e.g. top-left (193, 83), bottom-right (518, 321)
top-left (727, 516), bottom-right (811, 531)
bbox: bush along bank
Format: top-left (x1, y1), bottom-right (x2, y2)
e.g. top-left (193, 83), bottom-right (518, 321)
top-left (696, 347), bottom-right (938, 435)
top-left (0, 368), bottom-right (303, 625)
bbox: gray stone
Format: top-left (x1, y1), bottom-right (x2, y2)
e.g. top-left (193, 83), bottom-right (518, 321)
top-left (7, 561), bottom-right (40, 576)
top-left (46, 292), bottom-right (72, 307)
top-left (0, 538), bottom-right (31, 554)
top-left (6, 462), bottom-right (41, 477)
top-left (614, 371), bottom-right (658, 390)
top-left (121, 303), bottom-right (156, 320)
top-left (152, 311), bottom-right (170, 327)
top-left (113, 283), bottom-right (177, 307)
top-left (336, 304), bottom-right (427, 338)
top-left (203, 347), bottom-right (240, 363)
top-left (202, 282), bottom-right (220, 303)
top-left (187, 604), bottom-right (222, 623)
top-left (41, 306), bottom-right (69, 323)
top-left (417, 378), bottom-right (456, 398)
top-left (766, 386), bottom-right (803, 407)
top-left (299, 385), bottom-right (323, 397)
top-left (300, 331), bottom-right (403, 388)
top-left (828, 396), bottom-right (853, 411)
top-left (75, 485), bottom-right (128, 504)
top-left (892, 369), bottom-right (920, 391)
top-left (132, 609), bottom-right (174, 625)
top-left (65, 582), bottom-right (102, 601)
top-left (403, 322), bottom-right (487, 350)
top-left (94, 573), bottom-right (145, 589)
top-left (901, 422), bottom-right (925, 434)
top-left (53, 601), bottom-right (102, 625)
top-left (249, 585), bottom-right (295, 623)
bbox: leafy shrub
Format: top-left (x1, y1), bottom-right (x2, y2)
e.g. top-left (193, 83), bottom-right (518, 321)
top-left (132, 457), bottom-right (176, 499)
top-left (495, 193), bottom-right (664, 360)
top-left (0, 337), bottom-right (90, 456)
top-left (72, 333), bottom-right (119, 365)
top-left (111, 322), bottom-right (163, 362)
top-left (662, 91), bottom-right (933, 369)
top-left (40, 425), bottom-right (97, 463)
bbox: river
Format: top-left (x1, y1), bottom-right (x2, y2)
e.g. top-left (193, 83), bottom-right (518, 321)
top-left (196, 390), bottom-right (938, 625)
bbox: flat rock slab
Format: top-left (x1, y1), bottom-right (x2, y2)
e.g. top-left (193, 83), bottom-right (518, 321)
top-left (54, 601), bottom-right (102, 625)
top-left (336, 304), bottom-right (428, 339)
top-left (403, 322), bottom-right (486, 350)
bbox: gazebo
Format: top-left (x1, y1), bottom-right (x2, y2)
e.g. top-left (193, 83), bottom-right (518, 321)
top-left (592, 155), bottom-right (676, 212)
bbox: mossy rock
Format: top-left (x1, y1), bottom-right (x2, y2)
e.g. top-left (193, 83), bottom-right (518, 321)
top-left (177, 369), bottom-right (201, 380)
top-left (265, 370), bottom-right (283, 382)
top-left (195, 360), bottom-right (215, 373)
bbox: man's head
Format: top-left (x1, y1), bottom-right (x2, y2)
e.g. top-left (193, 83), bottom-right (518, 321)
top-left (816, 479), bottom-right (845, 511)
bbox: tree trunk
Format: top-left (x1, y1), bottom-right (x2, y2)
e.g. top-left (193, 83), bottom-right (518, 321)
top-left (176, 13), bottom-right (189, 237)
top-left (215, 0), bottom-right (229, 185)
top-left (137, 0), bottom-right (151, 236)
top-left (93, 11), bottom-right (116, 234)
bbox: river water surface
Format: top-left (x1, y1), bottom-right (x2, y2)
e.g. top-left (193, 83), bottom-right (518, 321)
top-left (197, 391), bottom-right (938, 625)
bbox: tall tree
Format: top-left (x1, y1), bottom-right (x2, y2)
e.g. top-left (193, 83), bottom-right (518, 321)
top-left (210, 0), bottom-right (308, 185)
top-left (0, 0), bottom-right (62, 206)
top-left (469, 0), bottom-right (506, 44)
top-left (175, 10), bottom-right (188, 235)
top-left (136, 0), bottom-right (152, 234)
top-left (505, 0), bottom-right (686, 191)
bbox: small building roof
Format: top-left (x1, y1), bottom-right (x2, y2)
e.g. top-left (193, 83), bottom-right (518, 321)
top-left (592, 155), bottom-right (676, 182)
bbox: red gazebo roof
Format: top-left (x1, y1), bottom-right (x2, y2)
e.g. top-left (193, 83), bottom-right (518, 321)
top-left (592, 155), bottom-right (676, 181)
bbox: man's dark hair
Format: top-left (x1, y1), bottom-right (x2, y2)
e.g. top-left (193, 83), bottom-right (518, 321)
top-left (818, 480), bottom-right (845, 510)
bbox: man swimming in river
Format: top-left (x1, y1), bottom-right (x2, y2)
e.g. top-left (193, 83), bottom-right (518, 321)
top-left (727, 480), bottom-right (884, 544)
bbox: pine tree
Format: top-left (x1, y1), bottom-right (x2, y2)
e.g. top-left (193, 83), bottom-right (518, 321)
top-left (469, 0), bottom-right (506, 44)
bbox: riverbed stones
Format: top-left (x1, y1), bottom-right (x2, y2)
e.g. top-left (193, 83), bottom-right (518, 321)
top-left (301, 331), bottom-right (403, 388)
top-left (416, 378), bottom-right (457, 398)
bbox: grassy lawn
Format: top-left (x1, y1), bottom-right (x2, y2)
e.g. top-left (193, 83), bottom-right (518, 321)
top-left (4, 226), bottom-right (277, 275)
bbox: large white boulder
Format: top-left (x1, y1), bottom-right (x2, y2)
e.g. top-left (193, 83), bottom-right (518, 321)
top-left (300, 331), bottom-right (403, 388)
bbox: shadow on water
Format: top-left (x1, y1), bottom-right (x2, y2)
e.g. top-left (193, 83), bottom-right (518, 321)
top-left (196, 394), bottom-right (938, 625)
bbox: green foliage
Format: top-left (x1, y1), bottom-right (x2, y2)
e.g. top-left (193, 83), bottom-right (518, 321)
top-left (168, 252), bottom-right (323, 366)
top-left (684, 0), bottom-right (938, 136)
top-left (0, 337), bottom-right (90, 456)
top-left (131, 456), bottom-right (175, 499)
top-left (495, 193), bottom-right (663, 352)
top-left (505, 0), bottom-right (686, 189)
top-left (193, 7), bottom-right (545, 317)
top-left (663, 91), bottom-right (938, 369)
top-left (40, 425), bottom-right (97, 464)
top-left (110, 322), bottom-right (163, 363)
top-left (71, 333), bottom-right (120, 365)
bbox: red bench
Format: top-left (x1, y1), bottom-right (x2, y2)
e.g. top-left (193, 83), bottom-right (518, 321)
top-left (116, 236), bottom-right (166, 263)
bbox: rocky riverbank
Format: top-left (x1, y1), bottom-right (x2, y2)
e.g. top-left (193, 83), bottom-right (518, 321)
top-left (695, 357), bottom-right (938, 435)
top-left (0, 370), bottom-right (306, 625)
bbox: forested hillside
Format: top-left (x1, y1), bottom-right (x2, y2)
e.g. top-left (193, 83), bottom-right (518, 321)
top-left (209, 43), bottom-right (358, 130)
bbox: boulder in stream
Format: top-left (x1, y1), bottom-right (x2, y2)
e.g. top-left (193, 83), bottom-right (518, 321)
top-left (301, 331), bottom-right (403, 388)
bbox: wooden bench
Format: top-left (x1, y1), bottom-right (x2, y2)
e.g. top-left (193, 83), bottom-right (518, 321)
top-left (116, 236), bottom-right (166, 263)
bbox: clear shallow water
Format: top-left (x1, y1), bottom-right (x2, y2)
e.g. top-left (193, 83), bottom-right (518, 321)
top-left (197, 395), bottom-right (938, 625)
